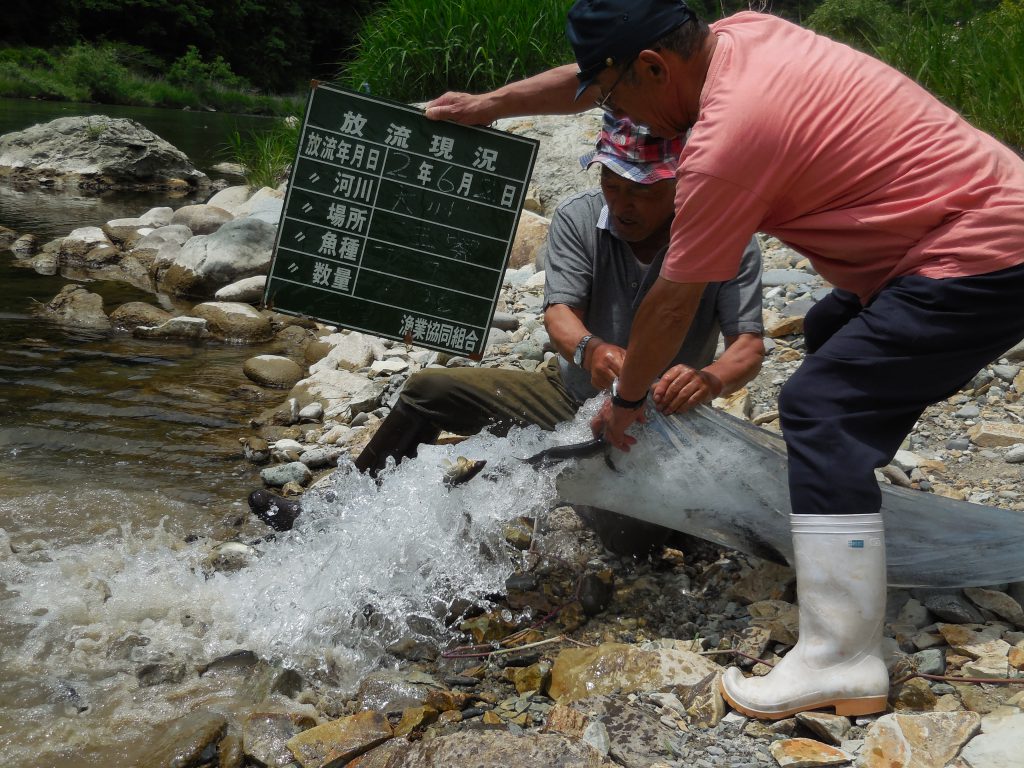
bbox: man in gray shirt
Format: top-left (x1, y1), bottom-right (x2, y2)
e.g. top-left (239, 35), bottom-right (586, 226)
top-left (250, 117), bottom-right (765, 552)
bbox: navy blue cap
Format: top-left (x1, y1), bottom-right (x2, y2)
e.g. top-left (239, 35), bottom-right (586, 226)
top-left (567, 0), bottom-right (696, 99)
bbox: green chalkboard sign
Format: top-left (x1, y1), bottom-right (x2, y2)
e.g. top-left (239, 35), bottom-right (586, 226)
top-left (264, 82), bottom-right (539, 358)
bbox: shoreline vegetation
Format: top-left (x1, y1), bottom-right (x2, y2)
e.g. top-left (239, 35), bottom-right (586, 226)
top-left (1, 0), bottom-right (1021, 187)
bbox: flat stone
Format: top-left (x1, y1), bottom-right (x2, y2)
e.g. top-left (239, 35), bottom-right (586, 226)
top-left (957, 712), bottom-right (1024, 768)
top-left (938, 624), bottom-right (1011, 659)
top-left (964, 587), bottom-right (1024, 628)
top-left (286, 711), bottom-right (392, 768)
top-left (794, 712), bottom-right (852, 745)
top-left (144, 711), bottom-right (228, 768)
top-left (746, 600), bottom-right (800, 645)
top-left (769, 738), bottom-right (851, 767)
top-left (728, 561), bottom-right (795, 604)
top-left (192, 301), bottom-right (273, 343)
top-left (548, 642), bottom-right (723, 704)
top-left (968, 421), bottom-right (1024, 447)
top-left (243, 712), bottom-right (316, 768)
top-left (244, 355), bottom-right (305, 388)
top-left (921, 593), bottom-right (985, 624)
top-left (855, 711), bottom-right (980, 767)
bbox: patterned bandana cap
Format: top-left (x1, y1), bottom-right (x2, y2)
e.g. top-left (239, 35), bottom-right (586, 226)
top-left (579, 115), bottom-right (684, 184)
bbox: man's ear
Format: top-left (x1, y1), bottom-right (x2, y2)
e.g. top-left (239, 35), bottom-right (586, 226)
top-left (636, 49), bottom-right (670, 86)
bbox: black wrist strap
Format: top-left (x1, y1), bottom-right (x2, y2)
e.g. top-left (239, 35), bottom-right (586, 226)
top-left (611, 379), bottom-right (647, 410)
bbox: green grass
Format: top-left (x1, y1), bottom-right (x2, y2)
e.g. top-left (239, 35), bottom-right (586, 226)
top-left (0, 43), bottom-right (302, 117)
top-left (222, 118), bottom-right (301, 190)
top-left (340, 0), bottom-right (572, 102)
top-left (810, 0), bottom-right (1024, 151)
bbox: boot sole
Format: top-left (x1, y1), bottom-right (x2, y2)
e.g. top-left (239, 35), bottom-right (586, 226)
top-left (720, 678), bottom-right (887, 720)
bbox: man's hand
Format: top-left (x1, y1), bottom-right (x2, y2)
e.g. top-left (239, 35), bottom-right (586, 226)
top-left (652, 365), bottom-right (723, 414)
top-left (591, 398), bottom-right (645, 451)
top-left (588, 342), bottom-right (625, 391)
top-left (423, 92), bottom-right (498, 125)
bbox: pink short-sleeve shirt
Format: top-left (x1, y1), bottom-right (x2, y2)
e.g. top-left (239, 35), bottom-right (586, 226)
top-left (662, 13), bottom-right (1024, 303)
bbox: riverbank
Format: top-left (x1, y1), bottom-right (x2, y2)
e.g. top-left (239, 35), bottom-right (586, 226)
top-left (3, 112), bottom-right (1024, 766)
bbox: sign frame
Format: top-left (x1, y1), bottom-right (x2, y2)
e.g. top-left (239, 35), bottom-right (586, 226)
top-left (263, 81), bottom-right (539, 360)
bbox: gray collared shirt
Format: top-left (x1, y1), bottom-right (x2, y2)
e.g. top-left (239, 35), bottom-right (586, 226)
top-left (543, 188), bottom-right (763, 402)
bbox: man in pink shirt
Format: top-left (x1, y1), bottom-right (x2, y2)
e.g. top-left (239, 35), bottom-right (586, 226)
top-left (426, 0), bottom-right (1024, 719)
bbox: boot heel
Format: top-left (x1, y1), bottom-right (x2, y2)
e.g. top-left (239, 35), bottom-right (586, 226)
top-left (833, 696), bottom-right (887, 717)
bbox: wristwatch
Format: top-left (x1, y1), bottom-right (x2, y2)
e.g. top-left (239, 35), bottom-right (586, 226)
top-left (611, 377), bottom-right (647, 410)
top-left (573, 334), bottom-right (595, 368)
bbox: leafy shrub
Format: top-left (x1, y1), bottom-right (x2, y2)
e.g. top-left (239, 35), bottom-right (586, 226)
top-left (807, 0), bottom-right (901, 49)
top-left (168, 46), bottom-right (249, 91)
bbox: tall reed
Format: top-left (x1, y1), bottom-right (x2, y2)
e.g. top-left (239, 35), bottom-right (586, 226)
top-left (342, 0), bottom-right (572, 102)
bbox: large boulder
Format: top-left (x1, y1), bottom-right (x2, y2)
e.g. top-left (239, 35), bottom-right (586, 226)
top-left (37, 284), bottom-right (111, 331)
top-left (0, 116), bottom-right (209, 191)
top-left (158, 217), bottom-right (276, 297)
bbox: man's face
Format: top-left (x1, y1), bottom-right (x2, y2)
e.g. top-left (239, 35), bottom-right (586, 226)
top-left (593, 59), bottom-right (690, 139)
top-left (599, 166), bottom-right (675, 242)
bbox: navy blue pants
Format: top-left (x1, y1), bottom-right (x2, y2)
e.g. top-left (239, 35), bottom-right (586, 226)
top-left (780, 261), bottom-right (1024, 516)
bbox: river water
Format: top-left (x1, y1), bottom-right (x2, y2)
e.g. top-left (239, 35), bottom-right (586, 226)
top-left (0, 98), bottom-right (558, 765)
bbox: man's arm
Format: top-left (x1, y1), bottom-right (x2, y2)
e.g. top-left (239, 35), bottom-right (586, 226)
top-left (592, 276), bottom-right (706, 449)
top-left (544, 303), bottom-right (625, 391)
top-left (424, 64), bottom-right (591, 125)
top-left (652, 332), bottom-right (764, 414)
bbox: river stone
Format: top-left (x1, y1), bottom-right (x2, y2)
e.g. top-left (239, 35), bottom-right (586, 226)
top-left (243, 712), bottom-right (316, 768)
top-left (11, 233), bottom-right (38, 258)
top-left (235, 186), bottom-right (285, 222)
top-left (191, 302), bottom-right (273, 343)
top-left (38, 284), bottom-right (111, 330)
top-left (508, 209), bottom-right (550, 270)
top-left (0, 116), bottom-right (209, 190)
top-left (747, 599), bottom-right (800, 644)
top-left (59, 226), bottom-right (114, 261)
top-left (351, 730), bottom-right (613, 768)
top-left (299, 447), bottom-right (341, 469)
top-left (134, 316), bottom-right (209, 341)
top-left (215, 275), bottom-right (266, 303)
top-left (286, 710), bottom-right (392, 768)
top-left (143, 710), bottom-right (228, 768)
top-left (959, 712), bottom-right (1024, 767)
top-left (309, 332), bottom-right (381, 373)
top-left (160, 217), bottom-right (276, 297)
top-left (968, 420), bottom-right (1024, 447)
top-left (0, 225), bottom-right (17, 249)
top-left (171, 204), bottom-right (234, 235)
top-left (206, 185), bottom-right (253, 214)
top-left (244, 355), bottom-right (305, 388)
top-left (109, 302), bottom-right (173, 329)
top-left (548, 642), bottom-right (722, 703)
top-left (794, 713), bottom-right (853, 746)
top-left (964, 587), bottom-right (1024, 627)
top-left (855, 711), bottom-right (980, 767)
top-left (136, 223), bottom-right (194, 251)
top-left (290, 370), bottom-right (387, 417)
top-left (770, 738), bottom-right (851, 767)
top-left (260, 462), bottom-right (312, 488)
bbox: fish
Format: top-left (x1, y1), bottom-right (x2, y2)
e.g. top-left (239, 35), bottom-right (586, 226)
top-left (547, 404), bottom-right (1024, 588)
top-left (442, 456), bottom-right (488, 489)
top-left (522, 436), bottom-right (612, 468)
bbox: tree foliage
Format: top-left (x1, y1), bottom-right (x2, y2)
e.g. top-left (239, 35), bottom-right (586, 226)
top-left (3, 0), bottom-right (383, 92)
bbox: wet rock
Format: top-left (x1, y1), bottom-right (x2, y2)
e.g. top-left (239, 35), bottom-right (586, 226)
top-left (38, 284), bottom-right (111, 330)
top-left (216, 275), bottom-right (266, 303)
top-left (143, 710), bottom-right (228, 768)
top-left (769, 737), bottom-right (851, 767)
top-left (0, 116), bottom-right (209, 190)
top-left (286, 710), bottom-right (392, 767)
top-left (159, 217), bottom-right (275, 297)
top-left (511, 661), bottom-right (551, 695)
top-left (109, 302), bottom-right (173, 329)
top-left (59, 226), bottom-right (115, 264)
top-left (134, 316), bottom-right (209, 341)
top-left (355, 670), bottom-right (437, 713)
top-left (856, 711), bottom-right (980, 767)
top-left (260, 461), bottom-right (312, 488)
top-left (244, 355), bottom-right (305, 388)
top-left (191, 302), bottom-right (273, 343)
top-left (393, 704), bottom-right (439, 737)
top-left (889, 677), bottom-right (937, 711)
top-left (578, 569), bottom-right (615, 616)
top-left (299, 447), bottom-right (341, 469)
top-left (171, 203), bottom-right (233, 235)
top-left (11, 232), bottom-right (38, 258)
top-left (0, 225), bottom-right (17, 249)
top-left (240, 436), bottom-right (271, 464)
top-left (548, 642), bottom-right (723, 703)
top-left (243, 712), bottom-right (316, 768)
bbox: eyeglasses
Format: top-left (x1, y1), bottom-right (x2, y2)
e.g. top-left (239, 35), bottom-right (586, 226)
top-left (594, 61), bottom-right (634, 115)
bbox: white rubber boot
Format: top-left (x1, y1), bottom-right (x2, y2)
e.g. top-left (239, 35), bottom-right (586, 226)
top-left (721, 513), bottom-right (889, 719)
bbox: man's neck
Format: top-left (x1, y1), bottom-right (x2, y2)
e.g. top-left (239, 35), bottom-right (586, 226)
top-left (629, 225), bottom-right (671, 265)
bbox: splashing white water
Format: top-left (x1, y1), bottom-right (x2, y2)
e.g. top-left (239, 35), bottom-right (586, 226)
top-left (0, 416), bottom-right (593, 699)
